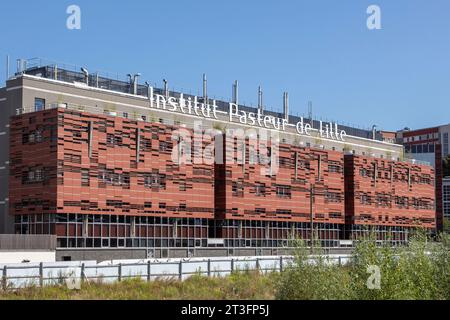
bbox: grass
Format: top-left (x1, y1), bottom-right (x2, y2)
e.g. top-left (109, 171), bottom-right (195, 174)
top-left (1, 230), bottom-right (448, 300)
top-left (0, 271), bottom-right (279, 300)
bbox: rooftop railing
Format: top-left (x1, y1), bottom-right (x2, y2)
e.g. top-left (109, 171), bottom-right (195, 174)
top-left (15, 57), bottom-right (384, 141)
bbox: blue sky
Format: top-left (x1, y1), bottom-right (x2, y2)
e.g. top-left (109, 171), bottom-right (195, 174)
top-left (1, 0), bottom-right (449, 131)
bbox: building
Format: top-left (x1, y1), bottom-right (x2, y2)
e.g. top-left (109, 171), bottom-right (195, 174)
top-left (443, 177), bottom-right (450, 230)
top-left (396, 124), bottom-right (450, 232)
top-left (380, 131), bottom-right (397, 144)
top-left (0, 59), bottom-right (437, 260)
top-left (344, 154), bottom-right (435, 243)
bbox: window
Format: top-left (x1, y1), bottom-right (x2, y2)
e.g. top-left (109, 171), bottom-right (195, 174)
top-left (360, 168), bottom-right (368, 177)
top-left (34, 98), bottom-right (45, 112)
top-left (159, 141), bottom-right (170, 152)
top-left (276, 209), bottom-right (291, 215)
top-left (395, 196), bottom-right (408, 207)
top-left (329, 164), bottom-right (342, 173)
top-left (326, 192), bottom-right (341, 202)
top-left (255, 208), bottom-right (266, 215)
top-left (106, 134), bottom-right (123, 146)
top-left (276, 185), bottom-right (291, 198)
top-left (81, 169), bottom-right (90, 186)
top-left (144, 172), bottom-right (166, 189)
top-left (23, 168), bottom-right (45, 184)
top-left (444, 133), bottom-right (449, 156)
top-left (232, 181), bottom-right (244, 197)
top-left (254, 183), bottom-right (266, 196)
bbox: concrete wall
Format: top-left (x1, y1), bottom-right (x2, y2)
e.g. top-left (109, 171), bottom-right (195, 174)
top-left (0, 250), bottom-right (55, 264)
top-left (56, 247), bottom-right (353, 262)
top-left (0, 79), bottom-right (23, 234)
top-left (0, 234), bottom-right (57, 250)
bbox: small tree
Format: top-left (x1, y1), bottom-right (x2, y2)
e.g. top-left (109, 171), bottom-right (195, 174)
top-left (443, 155), bottom-right (450, 178)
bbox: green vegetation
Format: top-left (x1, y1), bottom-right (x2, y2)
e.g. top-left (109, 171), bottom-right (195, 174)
top-left (1, 231), bottom-right (448, 300)
top-left (277, 231), bottom-right (450, 300)
top-left (443, 155), bottom-right (450, 177)
top-left (0, 271), bottom-right (278, 300)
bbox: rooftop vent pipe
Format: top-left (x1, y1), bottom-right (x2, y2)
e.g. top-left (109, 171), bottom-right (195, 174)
top-left (163, 79), bottom-right (169, 98)
top-left (283, 92), bottom-right (289, 122)
top-left (81, 67), bottom-right (89, 85)
top-left (203, 74), bottom-right (208, 104)
top-left (232, 80), bottom-right (239, 104)
top-left (258, 86), bottom-right (263, 113)
top-left (127, 73), bottom-right (141, 95)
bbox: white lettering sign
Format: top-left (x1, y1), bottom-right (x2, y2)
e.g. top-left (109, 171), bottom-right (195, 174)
top-left (147, 88), bottom-right (346, 141)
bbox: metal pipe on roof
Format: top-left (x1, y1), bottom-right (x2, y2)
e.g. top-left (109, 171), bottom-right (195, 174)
top-left (203, 73), bottom-right (208, 104)
top-left (283, 92), bottom-right (289, 123)
top-left (258, 86), bottom-right (263, 113)
top-left (232, 80), bottom-right (239, 105)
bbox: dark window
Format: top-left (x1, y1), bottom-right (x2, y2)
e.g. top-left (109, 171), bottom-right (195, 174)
top-left (232, 181), bottom-right (244, 197)
top-left (276, 185), bottom-right (291, 198)
top-left (34, 98), bottom-right (45, 112)
top-left (255, 208), bottom-right (266, 214)
top-left (81, 169), bottom-right (90, 186)
top-left (254, 183), bottom-right (266, 196)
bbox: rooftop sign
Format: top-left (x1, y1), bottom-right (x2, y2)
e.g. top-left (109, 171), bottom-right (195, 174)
top-left (148, 87), bottom-right (347, 141)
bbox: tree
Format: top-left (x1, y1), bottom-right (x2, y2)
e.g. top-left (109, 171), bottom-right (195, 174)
top-left (443, 155), bottom-right (450, 178)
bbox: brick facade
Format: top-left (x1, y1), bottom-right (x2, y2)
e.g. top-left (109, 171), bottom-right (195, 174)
top-left (9, 108), bottom-right (437, 248)
top-left (344, 154), bottom-right (436, 231)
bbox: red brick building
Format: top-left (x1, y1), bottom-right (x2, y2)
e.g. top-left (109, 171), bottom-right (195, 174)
top-left (213, 135), bottom-right (345, 247)
top-left (344, 154), bottom-right (436, 241)
top-left (9, 108), bottom-right (214, 249)
top-left (0, 62), bottom-right (438, 259)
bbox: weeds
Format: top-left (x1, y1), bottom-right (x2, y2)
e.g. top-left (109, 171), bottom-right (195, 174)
top-left (1, 231), bottom-right (448, 300)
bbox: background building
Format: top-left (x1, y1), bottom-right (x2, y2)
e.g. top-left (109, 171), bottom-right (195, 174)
top-left (443, 177), bottom-right (450, 231)
top-left (396, 124), bottom-right (450, 232)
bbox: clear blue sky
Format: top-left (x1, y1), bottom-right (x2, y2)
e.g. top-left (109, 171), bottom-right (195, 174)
top-left (1, 0), bottom-right (449, 131)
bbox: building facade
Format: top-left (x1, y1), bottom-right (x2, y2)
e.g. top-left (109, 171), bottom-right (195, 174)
top-left (397, 125), bottom-right (450, 232)
top-left (344, 154), bottom-right (435, 242)
top-left (443, 177), bottom-right (450, 230)
top-left (0, 61), bottom-right (438, 259)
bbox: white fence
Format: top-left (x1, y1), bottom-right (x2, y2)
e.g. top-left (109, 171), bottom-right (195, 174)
top-left (1, 255), bottom-right (353, 290)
